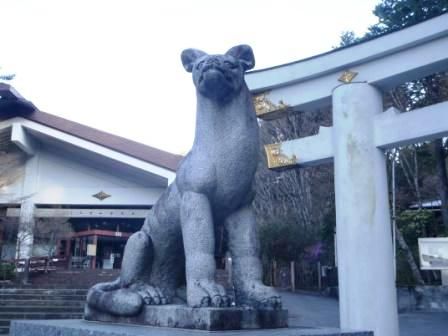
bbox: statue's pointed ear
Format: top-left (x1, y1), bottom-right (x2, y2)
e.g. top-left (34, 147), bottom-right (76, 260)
top-left (226, 45), bottom-right (255, 71)
top-left (181, 49), bottom-right (206, 72)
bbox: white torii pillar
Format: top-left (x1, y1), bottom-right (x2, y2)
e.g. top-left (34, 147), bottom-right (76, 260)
top-left (262, 94), bottom-right (448, 336)
top-left (333, 83), bottom-right (399, 336)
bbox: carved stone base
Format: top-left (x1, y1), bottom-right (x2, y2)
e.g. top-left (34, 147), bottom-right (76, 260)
top-left (84, 304), bottom-right (288, 330)
top-left (10, 320), bottom-right (374, 336)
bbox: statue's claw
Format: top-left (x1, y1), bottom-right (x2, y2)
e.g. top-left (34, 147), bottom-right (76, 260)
top-left (187, 279), bottom-right (230, 308)
top-left (236, 282), bottom-right (282, 310)
top-left (261, 296), bottom-right (282, 309)
top-left (212, 294), bottom-right (231, 307)
top-left (130, 283), bottom-right (168, 305)
top-left (200, 296), bottom-right (211, 307)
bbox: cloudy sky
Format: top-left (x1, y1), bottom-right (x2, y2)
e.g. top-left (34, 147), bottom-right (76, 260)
top-left (2, 0), bottom-right (379, 154)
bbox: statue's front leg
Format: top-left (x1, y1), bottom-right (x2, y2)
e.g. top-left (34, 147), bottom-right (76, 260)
top-left (121, 231), bottom-right (168, 305)
top-left (225, 206), bottom-right (282, 309)
top-left (180, 191), bottom-right (230, 307)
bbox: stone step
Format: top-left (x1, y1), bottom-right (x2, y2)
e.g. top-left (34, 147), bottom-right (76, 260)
top-left (0, 299), bottom-right (84, 307)
top-left (0, 294), bottom-right (86, 301)
top-left (0, 305), bottom-right (84, 313)
top-left (0, 326), bottom-right (8, 334)
top-left (0, 312), bottom-right (83, 320)
top-left (0, 320), bottom-right (10, 327)
top-left (28, 270), bottom-right (120, 289)
top-left (0, 288), bottom-right (88, 295)
top-left (0, 283), bottom-right (90, 289)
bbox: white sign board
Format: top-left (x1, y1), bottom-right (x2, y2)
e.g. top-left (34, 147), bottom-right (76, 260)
top-left (87, 244), bottom-right (97, 257)
top-left (418, 238), bottom-right (448, 270)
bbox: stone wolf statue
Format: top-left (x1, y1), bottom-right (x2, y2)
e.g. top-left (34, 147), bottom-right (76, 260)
top-left (86, 45), bottom-right (281, 316)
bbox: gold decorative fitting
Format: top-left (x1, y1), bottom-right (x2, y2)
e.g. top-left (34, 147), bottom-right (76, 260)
top-left (338, 70), bottom-right (358, 83)
top-left (264, 143), bottom-right (297, 169)
top-left (253, 92), bottom-right (290, 117)
top-left (92, 191), bottom-right (111, 201)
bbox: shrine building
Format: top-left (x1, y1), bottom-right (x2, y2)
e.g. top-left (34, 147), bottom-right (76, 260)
top-left (0, 83), bottom-right (181, 269)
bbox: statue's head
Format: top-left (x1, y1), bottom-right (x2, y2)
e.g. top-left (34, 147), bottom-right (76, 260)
top-left (181, 45), bottom-right (255, 103)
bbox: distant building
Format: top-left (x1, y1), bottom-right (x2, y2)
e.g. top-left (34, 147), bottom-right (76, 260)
top-left (0, 83), bottom-right (182, 269)
top-left (409, 200), bottom-right (442, 211)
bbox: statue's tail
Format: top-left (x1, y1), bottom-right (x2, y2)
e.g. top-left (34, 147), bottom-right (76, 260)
top-left (85, 278), bottom-right (144, 317)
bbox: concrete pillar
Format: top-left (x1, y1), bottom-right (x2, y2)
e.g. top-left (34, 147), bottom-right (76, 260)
top-left (16, 200), bottom-right (35, 259)
top-left (332, 83), bottom-right (399, 336)
top-left (92, 235), bottom-right (98, 270)
top-left (65, 238), bottom-right (72, 259)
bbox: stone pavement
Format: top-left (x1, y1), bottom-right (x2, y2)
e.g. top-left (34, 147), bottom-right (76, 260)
top-left (281, 291), bottom-right (448, 336)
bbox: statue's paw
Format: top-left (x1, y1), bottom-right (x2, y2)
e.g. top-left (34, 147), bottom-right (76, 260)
top-left (130, 283), bottom-right (169, 305)
top-left (187, 279), bottom-right (231, 308)
top-left (87, 287), bottom-right (143, 316)
top-left (237, 282), bottom-right (282, 310)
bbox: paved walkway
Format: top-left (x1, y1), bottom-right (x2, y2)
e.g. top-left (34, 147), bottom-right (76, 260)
top-left (282, 291), bottom-right (448, 336)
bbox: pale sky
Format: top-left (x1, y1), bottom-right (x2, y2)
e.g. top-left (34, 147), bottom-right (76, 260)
top-left (1, 0), bottom-right (380, 154)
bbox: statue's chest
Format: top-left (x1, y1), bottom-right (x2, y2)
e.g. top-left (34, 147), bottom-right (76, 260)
top-left (212, 132), bottom-right (258, 202)
top-left (178, 102), bottom-right (259, 205)
top-left (214, 125), bottom-right (258, 172)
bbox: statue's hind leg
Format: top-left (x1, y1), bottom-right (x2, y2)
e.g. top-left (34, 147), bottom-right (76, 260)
top-left (86, 230), bottom-right (154, 316)
top-left (225, 205), bottom-right (282, 309)
top-left (144, 213), bottom-right (185, 304)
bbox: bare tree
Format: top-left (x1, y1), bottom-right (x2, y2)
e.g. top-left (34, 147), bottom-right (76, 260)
top-left (253, 108), bottom-right (334, 242)
top-left (0, 214), bottom-right (34, 260)
top-left (34, 217), bottom-right (73, 260)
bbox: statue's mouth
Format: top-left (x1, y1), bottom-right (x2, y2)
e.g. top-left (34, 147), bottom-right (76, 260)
top-left (199, 66), bottom-right (232, 85)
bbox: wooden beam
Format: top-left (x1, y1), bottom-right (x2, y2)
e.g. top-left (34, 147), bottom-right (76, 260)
top-left (69, 229), bottom-right (132, 238)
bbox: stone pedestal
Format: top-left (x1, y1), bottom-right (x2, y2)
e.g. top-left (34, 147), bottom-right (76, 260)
top-left (84, 304), bottom-right (288, 330)
top-left (10, 320), bottom-right (373, 336)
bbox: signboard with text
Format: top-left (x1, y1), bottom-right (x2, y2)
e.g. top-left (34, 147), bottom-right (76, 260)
top-left (418, 238), bottom-right (448, 270)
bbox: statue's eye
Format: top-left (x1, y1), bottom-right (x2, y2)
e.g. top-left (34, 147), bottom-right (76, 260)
top-left (224, 61), bottom-right (237, 69)
top-left (196, 61), bottom-right (204, 70)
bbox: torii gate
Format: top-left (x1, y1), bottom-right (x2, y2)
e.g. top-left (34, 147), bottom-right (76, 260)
top-left (246, 14), bottom-right (448, 336)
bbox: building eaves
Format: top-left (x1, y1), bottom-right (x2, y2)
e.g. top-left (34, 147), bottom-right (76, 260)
top-left (0, 83), bottom-right (182, 172)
